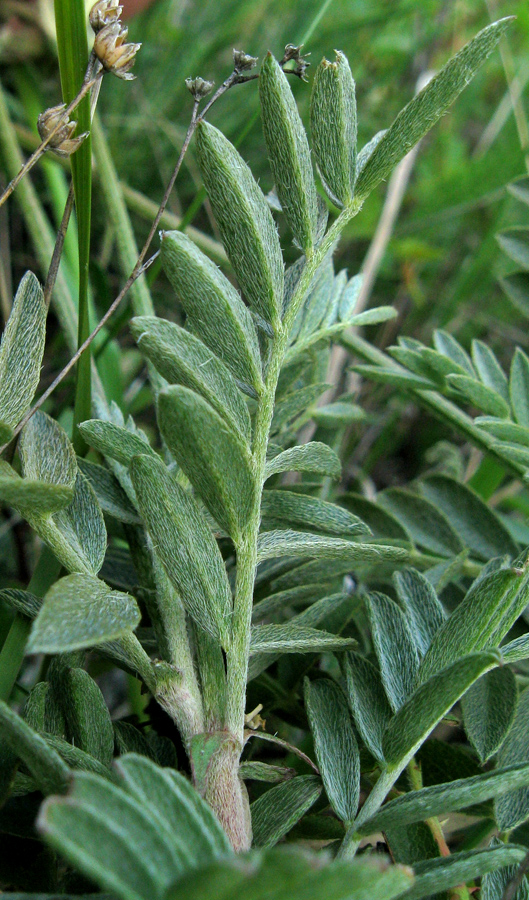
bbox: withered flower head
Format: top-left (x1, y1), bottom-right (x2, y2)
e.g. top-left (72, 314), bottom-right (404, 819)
top-left (37, 104), bottom-right (88, 158)
top-left (233, 49), bottom-right (258, 74)
top-left (89, 0), bottom-right (123, 34)
top-left (93, 22), bottom-right (141, 80)
top-left (280, 43), bottom-right (311, 81)
top-left (185, 76), bottom-right (215, 100)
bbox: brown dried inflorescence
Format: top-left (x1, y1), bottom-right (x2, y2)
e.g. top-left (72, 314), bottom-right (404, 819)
top-left (89, 0), bottom-right (123, 34)
top-left (93, 21), bottom-right (141, 80)
top-left (36, 104), bottom-right (88, 157)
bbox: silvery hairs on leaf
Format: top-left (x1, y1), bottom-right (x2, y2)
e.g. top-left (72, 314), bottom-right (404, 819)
top-left (310, 51), bottom-right (357, 208)
top-left (259, 53), bottom-right (319, 253)
top-left (196, 121), bottom-right (284, 329)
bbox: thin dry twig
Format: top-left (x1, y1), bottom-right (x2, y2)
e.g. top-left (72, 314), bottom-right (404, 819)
top-left (43, 184), bottom-right (75, 310)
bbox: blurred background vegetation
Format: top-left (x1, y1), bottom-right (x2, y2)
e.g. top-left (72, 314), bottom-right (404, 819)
top-left (0, 0), bottom-right (528, 487)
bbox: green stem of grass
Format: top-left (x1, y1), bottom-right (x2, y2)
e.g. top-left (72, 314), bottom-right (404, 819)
top-left (54, 0), bottom-right (93, 453)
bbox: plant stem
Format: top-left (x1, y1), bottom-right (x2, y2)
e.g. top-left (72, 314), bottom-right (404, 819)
top-left (0, 545), bottom-right (62, 703)
top-left (338, 767), bottom-right (397, 860)
top-left (225, 202), bottom-right (361, 748)
top-left (407, 758), bottom-right (451, 858)
top-left (226, 329), bottom-right (286, 742)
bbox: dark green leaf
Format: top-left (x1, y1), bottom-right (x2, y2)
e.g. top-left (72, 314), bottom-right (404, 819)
top-left (19, 411), bottom-right (76, 489)
top-left (59, 668), bottom-right (114, 767)
top-left (393, 568), bottom-right (446, 656)
top-left (419, 474), bottom-right (518, 561)
top-left (510, 348), bottom-right (529, 428)
top-left (311, 401), bottom-right (365, 427)
top-left (51, 470), bottom-right (107, 574)
top-left (250, 623), bottom-right (355, 655)
top-left (447, 373), bottom-right (511, 418)
top-left (0, 272), bottom-right (46, 441)
top-left (252, 583), bottom-right (331, 621)
top-left (158, 386), bottom-right (255, 538)
top-left (271, 383), bottom-right (330, 433)
top-left (471, 340), bottom-right (509, 402)
top-left (0, 587), bottom-right (41, 618)
top-left (43, 733), bottom-right (115, 781)
top-left (481, 839), bottom-right (529, 900)
top-left (501, 634), bottom-right (529, 663)
top-left (196, 121), bottom-right (284, 328)
top-left (509, 176), bottom-right (529, 207)
top-left (378, 488), bottom-right (463, 557)
top-left (305, 678), bottom-right (359, 823)
top-left (27, 574), bottom-right (141, 654)
top-left (0, 472), bottom-right (73, 516)
top-left (131, 317), bottom-right (250, 441)
top-left (497, 228), bottom-right (529, 270)
top-left (77, 458), bottom-right (140, 525)
top-left (340, 494), bottom-right (410, 541)
top-left (160, 230), bottom-right (262, 392)
top-left (383, 652), bottom-right (498, 768)
top-left (264, 442), bottom-right (341, 480)
top-left (344, 652), bottom-right (393, 763)
top-left (496, 687), bottom-right (529, 830)
top-left (500, 272), bottom-right (529, 317)
top-left (354, 19), bottom-right (511, 198)
top-left (256, 530), bottom-right (407, 563)
top-left (418, 566), bottom-right (520, 681)
top-left (0, 700), bottom-right (70, 796)
top-left (366, 592), bottom-right (419, 711)
top-left (130, 454), bottom-right (232, 646)
top-left (476, 418), bottom-right (529, 447)
top-left (248, 593), bottom-right (352, 680)
top-left (78, 419), bottom-right (155, 467)
top-left (399, 846), bottom-right (526, 900)
top-left (261, 491), bottom-right (369, 536)
top-left (462, 666), bottom-right (517, 763)
top-left (357, 760), bottom-right (529, 836)
top-left (251, 775), bottom-right (321, 848)
top-left (239, 762), bottom-right (296, 783)
top-left (259, 54), bottom-right (318, 253)
top-left (433, 330), bottom-right (475, 375)
top-left (310, 51), bottom-right (357, 207)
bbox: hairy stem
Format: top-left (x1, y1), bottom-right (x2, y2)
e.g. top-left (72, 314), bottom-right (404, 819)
top-left (338, 767), bottom-right (397, 860)
top-left (225, 202), bottom-right (361, 748)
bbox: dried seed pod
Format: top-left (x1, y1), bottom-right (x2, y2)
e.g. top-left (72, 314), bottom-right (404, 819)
top-left (185, 77), bottom-right (215, 101)
top-left (89, 0), bottom-right (123, 34)
top-left (37, 104), bottom-right (88, 158)
top-left (93, 22), bottom-right (141, 80)
top-left (233, 49), bottom-right (258, 74)
top-left (280, 44), bottom-right (311, 81)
